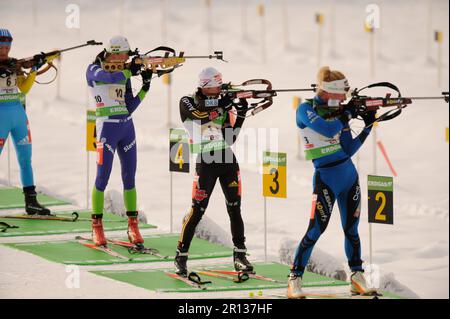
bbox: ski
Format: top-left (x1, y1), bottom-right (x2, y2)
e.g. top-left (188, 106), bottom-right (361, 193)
top-left (288, 291), bottom-right (383, 299)
top-left (165, 272), bottom-right (211, 290)
top-left (207, 270), bottom-right (284, 284)
top-left (106, 238), bottom-right (168, 259)
top-left (250, 291), bottom-right (383, 300)
top-left (75, 236), bottom-right (131, 261)
top-left (2, 212), bottom-right (79, 222)
top-left (198, 270), bottom-right (250, 283)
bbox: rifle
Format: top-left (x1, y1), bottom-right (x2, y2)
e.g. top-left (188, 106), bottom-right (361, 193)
top-left (221, 79), bottom-right (316, 117)
top-left (101, 46), bottom-right (227, 77)
top-left (318, 82), bottom-right (449, 124)
top-left (0, 40), bottom-right (102, 84)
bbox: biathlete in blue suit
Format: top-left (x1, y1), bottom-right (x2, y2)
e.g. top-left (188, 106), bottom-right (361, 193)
top-left (0, 28), bottom-right (50, 215)
top-left (86, 36), bottom-right (152, 247)
top-left (287, 67), bottom-right (378, 298)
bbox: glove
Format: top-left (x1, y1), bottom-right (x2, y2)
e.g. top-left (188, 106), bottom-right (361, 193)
top-left (32, 53), bottom-right (47, 71)
top-left (362, 110), bottom-right (377, 126)
top-left (129, 57), bottom-right (142, 76)
top-left (141, 69), bottom-right (153, 92)
top-left (236, 98), bottom-right (249, 114)
top-left (0, 68), bottom-right (13, 78)
top-left (343, 105), bottom-right (358, 119)
top-left (338, 109), bottom-right (353, 125)
top-left (219, 94), bottom-right (234, 111)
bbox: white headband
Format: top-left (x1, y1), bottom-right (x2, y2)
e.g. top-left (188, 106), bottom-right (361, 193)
top-left (319, 79), bottom-right (350, 94)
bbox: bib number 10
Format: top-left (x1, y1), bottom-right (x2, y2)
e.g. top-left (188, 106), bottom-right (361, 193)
top-left (109, 86), bottom-right (125, 102)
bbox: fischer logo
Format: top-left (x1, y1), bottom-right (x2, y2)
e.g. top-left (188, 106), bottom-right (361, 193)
top-left (366, 99), bottom-right (383, 107)
top-left (148, 57), bottom-right (164, 64)
top-left (236, 91), bottom-right (253, 99)
top-left (0, 138), bottom-right (5, 147)
top-left (305, 143), bottom-right (315, 149)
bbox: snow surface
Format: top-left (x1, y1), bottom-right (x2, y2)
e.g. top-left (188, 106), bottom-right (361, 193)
top-left (0, 0), bottom-right (449, 299)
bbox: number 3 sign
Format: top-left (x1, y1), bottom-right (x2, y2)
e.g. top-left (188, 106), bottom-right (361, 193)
top-left (368, 175), bottom-right (394, 225)
top-left (263, 152), bottom-right (287, 198)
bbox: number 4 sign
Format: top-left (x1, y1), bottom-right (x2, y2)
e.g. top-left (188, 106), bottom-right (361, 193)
top-left (263, 152), bottom-right (287, 198)
top-left (169, 128), bottom-right (190, 173)
top-left (368, 175), bottom-right (394, 225)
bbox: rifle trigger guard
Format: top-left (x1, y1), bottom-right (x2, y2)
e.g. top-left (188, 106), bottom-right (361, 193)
top-left (35, 62), bottom-right (58, 85)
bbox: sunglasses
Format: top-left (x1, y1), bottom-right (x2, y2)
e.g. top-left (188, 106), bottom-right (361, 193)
top-left (0, 36), bottom-right (12, 43)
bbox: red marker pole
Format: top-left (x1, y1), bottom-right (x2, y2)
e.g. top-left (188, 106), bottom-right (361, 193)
top-left (377, 141), bottom-right (398, 177)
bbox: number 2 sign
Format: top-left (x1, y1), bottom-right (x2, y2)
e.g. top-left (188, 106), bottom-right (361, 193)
top-left (368, 175), bottom-right (394, 225)
top-left (263, 152), bottom-right (287, 198)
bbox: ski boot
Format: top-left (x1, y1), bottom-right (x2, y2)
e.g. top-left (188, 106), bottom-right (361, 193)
top-left (174, 250), bottom-right (189, 277)
top-left (92, 214), bottom-right (107, 246)
top-left (127, 211), bottom-right (144, 246)
top-left (351, 271), bottom-right (378, 296)
top-left (233, 247), bottom-right (254, 273)
top-left (287, 272), bottom-right (305, 299)
top-left (23, 186), bottom-right (51, 215)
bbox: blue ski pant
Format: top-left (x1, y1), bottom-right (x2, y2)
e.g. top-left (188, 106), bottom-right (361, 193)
top-left (292, 159), bottom-right (363, 276)
top-left (0, 103), bottom-right (34, 187)
top-left (94, 117), bottom-right (137, 192)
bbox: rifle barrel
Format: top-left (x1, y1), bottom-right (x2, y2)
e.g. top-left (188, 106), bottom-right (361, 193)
top-left (183, 55), bottom-right (222, 59)
top-left (405, 96), bottom-right (448, 100)
top-left (58, 40), bottom-right (103, 54)
top-left (272, 89), bottom-right (316, 93)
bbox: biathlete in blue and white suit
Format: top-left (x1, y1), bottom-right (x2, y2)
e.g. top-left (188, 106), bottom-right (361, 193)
top-left (86, 36), bottom-right (152, 247)
top-left (0, 28), bottom-right (50, 215)
top-left (287, 67), bottom-right (378, 298)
